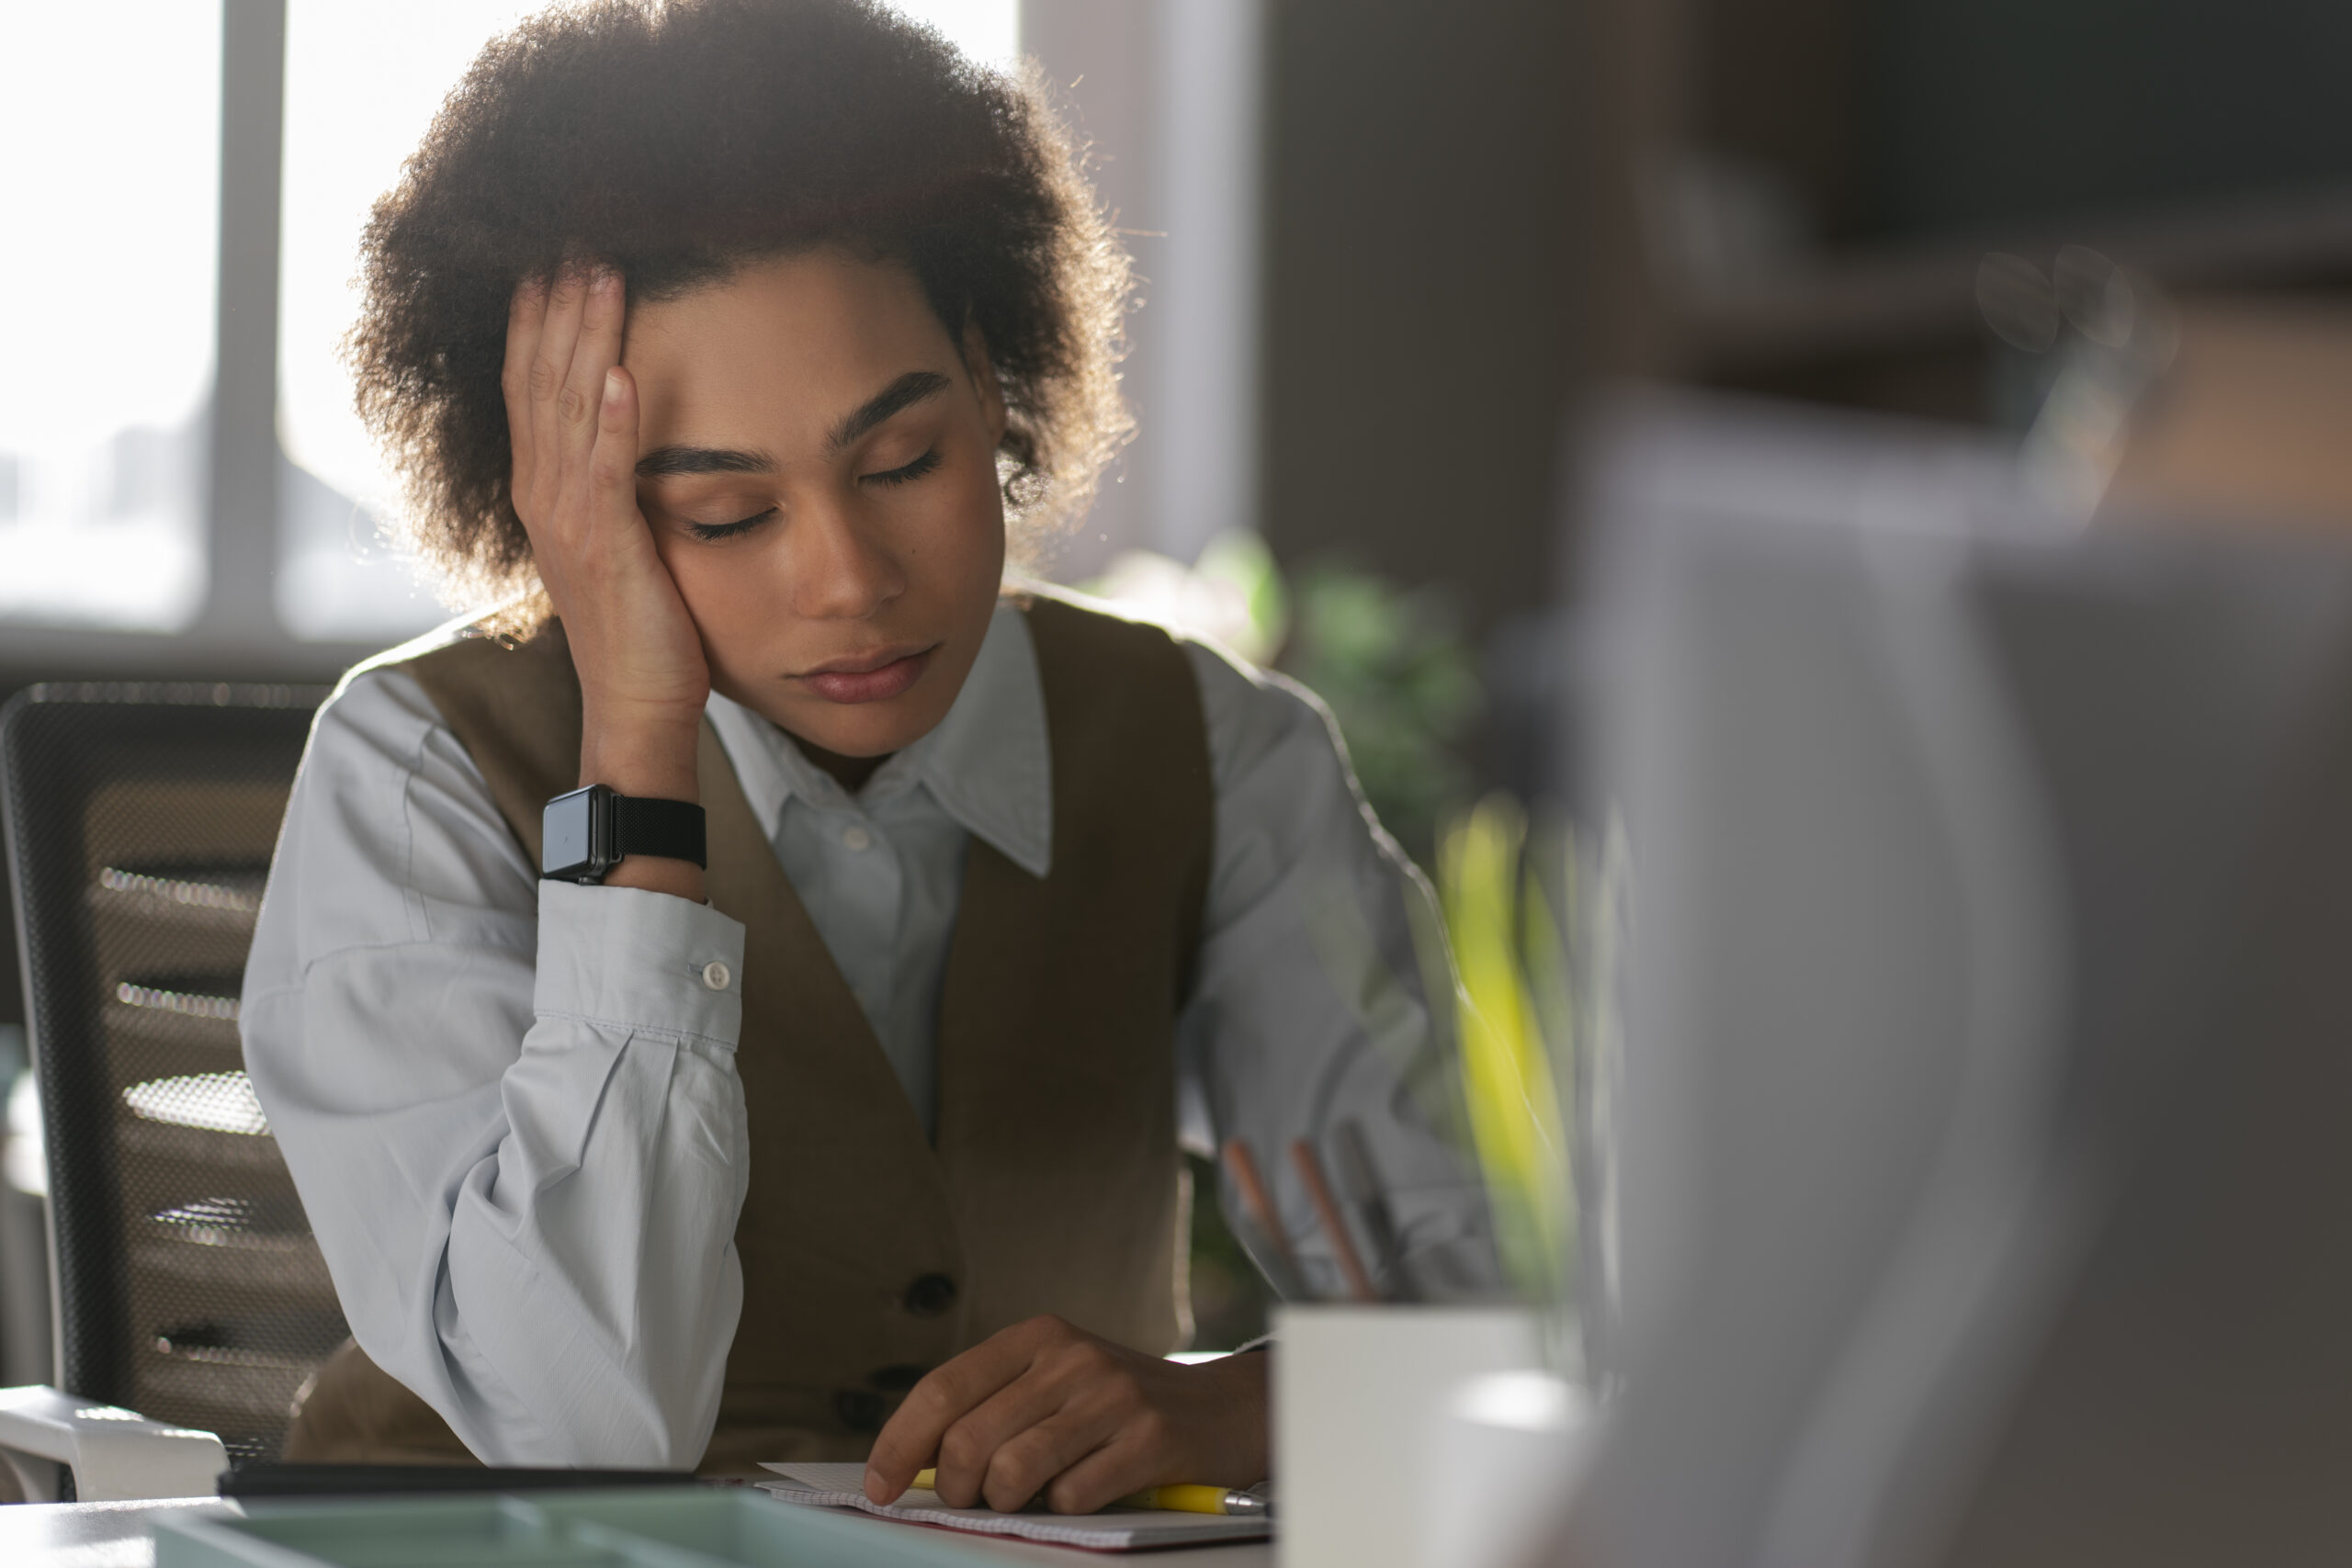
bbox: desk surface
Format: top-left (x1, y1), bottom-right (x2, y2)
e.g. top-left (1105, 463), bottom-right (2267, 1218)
top-left (0, 1495), bottom-right (1276, 1567)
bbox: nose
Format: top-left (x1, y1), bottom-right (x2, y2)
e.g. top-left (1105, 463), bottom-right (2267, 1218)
top-left (786, 497), bottom-right (907, 621)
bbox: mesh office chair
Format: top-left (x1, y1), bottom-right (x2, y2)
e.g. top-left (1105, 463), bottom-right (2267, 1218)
top-left (0, 682), bottom-right (340, 1490)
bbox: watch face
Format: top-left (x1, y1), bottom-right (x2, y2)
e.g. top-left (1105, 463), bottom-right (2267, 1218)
top-left (542, 785), bottom-right (601, 879)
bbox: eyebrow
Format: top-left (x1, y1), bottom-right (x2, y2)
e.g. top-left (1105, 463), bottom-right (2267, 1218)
top-left (633, 368), bottom-right (954, 479)
top-left (634, 444), bottom-right (772, 479)
top-left (827, 368), bottom-right (951, 454)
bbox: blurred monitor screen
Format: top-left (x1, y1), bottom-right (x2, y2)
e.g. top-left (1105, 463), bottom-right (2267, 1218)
top-left (1856, 0), bottom-right (2352, 238)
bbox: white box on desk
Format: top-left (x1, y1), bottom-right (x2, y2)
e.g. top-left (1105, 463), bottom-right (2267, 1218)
top-left (1272, 1304), bottom-right (1561, 1568)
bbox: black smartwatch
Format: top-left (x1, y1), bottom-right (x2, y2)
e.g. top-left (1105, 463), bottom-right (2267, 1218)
top-left (541, 784), bottom-right (708, 884)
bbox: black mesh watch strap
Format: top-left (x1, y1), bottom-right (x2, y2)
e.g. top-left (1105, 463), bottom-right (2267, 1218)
top-left (610, 792), bottom-right (707, 869)
top-left (542, 784), bottom-right (707, 883)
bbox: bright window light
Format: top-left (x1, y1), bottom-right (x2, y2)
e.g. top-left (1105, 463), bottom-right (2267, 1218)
top-left (6, 1067), bottom-right (44, 1198)
top-left (0, 2), bottom-right (220, 631)
top-left (889, 0), bottom-right (1020, 66)
top-left (277, 0), bottom-right (1016, 645)
top-left (277, 1), bottom-right (543, 643)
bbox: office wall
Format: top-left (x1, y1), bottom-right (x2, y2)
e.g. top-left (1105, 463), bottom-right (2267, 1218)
top-left (1257, 0), bottom-right (1580, 632)
top-left (1022, 0), bottom-right (1266, 582)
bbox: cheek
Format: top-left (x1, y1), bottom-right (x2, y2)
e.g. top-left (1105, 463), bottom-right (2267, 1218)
top-left (900, 457), bottom-right (1007, 587)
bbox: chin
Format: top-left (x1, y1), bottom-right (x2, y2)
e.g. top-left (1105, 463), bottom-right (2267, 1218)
top-left (789, 695), bottom-right (941, 758)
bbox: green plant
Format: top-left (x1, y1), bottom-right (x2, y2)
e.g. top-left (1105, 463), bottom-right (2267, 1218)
top-left (1280, 560), bottom-right (1482, 866)
top-left (1437, 795), bottom-right (1576, 1314)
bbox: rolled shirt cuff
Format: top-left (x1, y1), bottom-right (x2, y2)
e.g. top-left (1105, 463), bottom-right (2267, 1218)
top-left (532, 880), bottom-right (748, 1049)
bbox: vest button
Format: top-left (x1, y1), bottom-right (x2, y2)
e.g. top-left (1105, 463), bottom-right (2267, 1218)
top-left (835, 1389), bottom-right (889, 1433)
top-left (902, 1273), bottom-right (957, 1317)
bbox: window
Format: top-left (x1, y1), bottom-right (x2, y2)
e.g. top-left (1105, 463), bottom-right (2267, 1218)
top-left (276, 2), bottom-right (541, 641)
top-left (897, 0), bottom-right (1018, 64)
top-left (0, 2), bottom-right (1018, 648)
top-left (0, 2), bottom-right (221, 631)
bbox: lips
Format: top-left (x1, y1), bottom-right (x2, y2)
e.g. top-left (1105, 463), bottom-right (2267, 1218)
top-left (794, 645), bottom-right (935, 705)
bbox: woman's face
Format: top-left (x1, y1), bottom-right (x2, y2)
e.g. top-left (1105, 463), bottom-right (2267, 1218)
top-left (621, 249), bottom-right (1009, 758)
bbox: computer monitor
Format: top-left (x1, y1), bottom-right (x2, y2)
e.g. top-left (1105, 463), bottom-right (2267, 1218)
top-left (1559, 391), bottom-right (2352, 1568)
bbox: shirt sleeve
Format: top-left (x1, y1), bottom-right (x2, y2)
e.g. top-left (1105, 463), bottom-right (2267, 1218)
top-left (240, 666), bottom-right (750, 1467)
top-left (1176, 641), bottom-right (1504, 1302)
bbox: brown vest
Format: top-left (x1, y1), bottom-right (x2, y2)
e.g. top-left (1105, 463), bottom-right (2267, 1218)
top-left (285, 594), bottom-right (1213, 1472)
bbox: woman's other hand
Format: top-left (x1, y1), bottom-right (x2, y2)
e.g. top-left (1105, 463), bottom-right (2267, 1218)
top-left (503, 268), bottom-right (707, 897)
top-left (863, 1315), bottom-right (1270, 1515)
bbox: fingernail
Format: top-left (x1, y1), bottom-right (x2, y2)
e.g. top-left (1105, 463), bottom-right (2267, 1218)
top-left (604, 368), bottom-right (625, 404)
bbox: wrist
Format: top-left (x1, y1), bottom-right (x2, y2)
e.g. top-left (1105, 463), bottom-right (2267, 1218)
top-left (603, 856), bottom-right (706, 902)
top-left (579, 708), bottom-right (703, 802)
top-left (543, 781), bottom-right (709, 904)
top-left (1194, 1346), bottom-right (1272, 1485)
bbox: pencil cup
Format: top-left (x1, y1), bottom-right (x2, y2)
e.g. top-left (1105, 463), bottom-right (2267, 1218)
top-left (1422, 1370), bottom-right (1590, 1568)
top-left (1272, 1303), bottom-right (1545, 1568)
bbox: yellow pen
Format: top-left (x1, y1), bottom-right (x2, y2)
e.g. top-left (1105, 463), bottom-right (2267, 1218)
top-left (909, 1470), bottom-right (1270, 1517)
top-left (1136, 1483), bottom-right (1270, 1517)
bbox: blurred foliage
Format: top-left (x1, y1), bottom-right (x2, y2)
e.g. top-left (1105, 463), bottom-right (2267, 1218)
top-left (1080, 529), bottom-right (1289, 667)
top-left (1279, 558), bottom-right (1482, 867)
top-left (1080, 534), bottom-right (1483, 867)
top-left (1437, 796), bottom-right (1577, 1314)
top-left (1193, 529), bottom-right (1291, 664)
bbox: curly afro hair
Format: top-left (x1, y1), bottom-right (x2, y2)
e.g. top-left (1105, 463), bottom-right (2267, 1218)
top-left (349, 0), bottom-right (1132, 609)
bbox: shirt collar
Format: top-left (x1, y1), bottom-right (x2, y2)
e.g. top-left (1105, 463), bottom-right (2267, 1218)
top-left (704, 600), bottom-right (1053, 878)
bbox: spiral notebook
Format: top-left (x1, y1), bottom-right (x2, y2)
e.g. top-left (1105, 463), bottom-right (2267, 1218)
top-left (757, 1462), bottom-right (1272, 1551)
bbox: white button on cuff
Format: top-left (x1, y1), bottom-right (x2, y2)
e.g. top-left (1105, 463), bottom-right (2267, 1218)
top-left (701, 960), bottom-right (732, 992)
top-left (842, 825), bottom-right (874, 852)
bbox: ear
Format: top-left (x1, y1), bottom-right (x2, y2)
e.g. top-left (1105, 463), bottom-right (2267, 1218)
top-left (960, 318), bottom-right (1009, 447)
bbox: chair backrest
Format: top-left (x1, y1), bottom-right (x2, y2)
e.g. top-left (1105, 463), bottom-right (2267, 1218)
top-left (1, 683), bottom-right (337, 1466)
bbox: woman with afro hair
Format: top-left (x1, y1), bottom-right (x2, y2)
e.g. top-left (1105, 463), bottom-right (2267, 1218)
top-left (242, 0), bottom-right (1496, 1502)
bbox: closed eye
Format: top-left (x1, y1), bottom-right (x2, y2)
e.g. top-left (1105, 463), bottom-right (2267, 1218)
top-left (685, 507), bottom-right (778, 542)
top-left (863, 448), bottom-right (942, 487)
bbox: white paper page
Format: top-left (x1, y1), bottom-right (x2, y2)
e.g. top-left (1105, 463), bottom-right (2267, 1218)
top-left (760, 1461), bottom-right (1271, 1550)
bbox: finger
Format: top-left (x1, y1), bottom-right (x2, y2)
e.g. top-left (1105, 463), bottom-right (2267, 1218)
top-left (555, 269), bottom-right (628, 479)
top-left (502, 276), bottom-right (551, 513)
top-left (981, 1413), bottom-right (1119, 1514)
top-left (865, 1331), bottom-right (1042, 1504)
top-left (931, 1370), bottom-right (1082, 1509)
top-left (589, 366), bottom-right (643, 536)
top-left (527, 265), bottom-right (593, 513)
top-left (1044, 1430), bottom-right (1164, 1517)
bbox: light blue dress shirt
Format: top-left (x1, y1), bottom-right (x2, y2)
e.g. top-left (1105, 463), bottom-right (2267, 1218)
top-left (242, 599), bottom-right (1498, 1468)
top-left (699, 604), bottom-right (1059, 1135)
